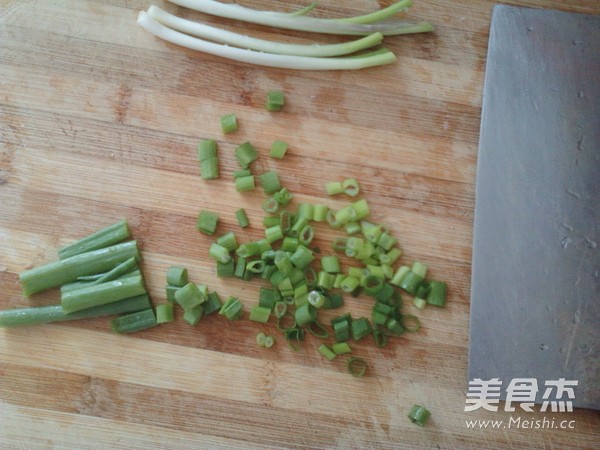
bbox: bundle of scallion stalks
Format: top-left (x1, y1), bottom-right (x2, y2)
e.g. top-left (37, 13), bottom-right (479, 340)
top-left (137, 0), bottom-right (433, 70)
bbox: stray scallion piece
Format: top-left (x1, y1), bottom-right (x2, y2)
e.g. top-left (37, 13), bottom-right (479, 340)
top-left (156, 303), bottom-right (175, 323)
top-left (266, 90), bottom-right (284, 111)
top-left (198, 139), bottom-right (219, 180)
top-left (203, 291), bottom-right (223, 315)
top-left (175, 282), bottom-right (206, 310)
top-left (325, 181), bottom-right (344, 196)
top-left (235, 208), bottom-right (250, 228)
top-left (111, 308), bottom-right (157, 334)
top-left (270, 140), bottom-right (288, 159)
top-left (408, 404), bottom-right (431, 427)
top-left (209, 242), bottom-right (232, 264)
top-left (167, 266), bottom-right (188, 287)
top-left (219, 296), bottom-right (244, 320)
top-left (427, 281), bottom-right (447, 307)
top-left (318, 344), bottom-right (336, 361)
top-left (260, 171), bottom-right (282, 195)
top-left (346, 356), bottom-right (367, 377)
top-left (235, 175), bottom-right (256, 192)
top-left (196, 210), bottom-right (219, 235)
top-left (233, 169), bottom-right (252, 179)
top-left (332, 342), bottom-right (352, 355)
top-left (220, 113), bottom-right (238, 134)
top-left (183, 305), bottom-right (203, 325)
top-left (249, 305), bottom-right (271, 323)
top-left (263, 334), bottom-right (275, 348)
top-left (342, 178), bottom-right (360, 196)
top-left (235, 141), bottom-right (258, 169)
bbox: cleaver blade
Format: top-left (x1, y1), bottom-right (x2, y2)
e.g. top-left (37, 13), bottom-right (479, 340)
top-left (468, 5), bottom-right (600, 410)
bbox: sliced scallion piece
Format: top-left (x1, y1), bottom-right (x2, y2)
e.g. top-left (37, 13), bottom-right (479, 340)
top-left (156, 303), bottom-right (174, 323)
top-left (196, 210), bottom-right (219, 235)
top-left (111, 308), bottom-right (157, 334)
top-left (220, 113), bottom-right (238, 134)
top-left (235, 175), bottom-right (256, 192)
top-left (346, 357), bottom-right (367, 377)
top-left (235, 141), bottom-right (258, 168)
top-left (408, 405), bottom-right (431, 427)
top-left (167, 266), bottom-right (188, 287)
top-left (318, 344), bottom-right (336, 361)
top-left (270, 140), bottom-right (288, 159)
top-left (235, 208), bottom-right (250, 228)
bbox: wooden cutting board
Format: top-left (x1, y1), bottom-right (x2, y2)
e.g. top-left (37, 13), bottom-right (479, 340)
top-left (1, 1), bottom-right (598, 448)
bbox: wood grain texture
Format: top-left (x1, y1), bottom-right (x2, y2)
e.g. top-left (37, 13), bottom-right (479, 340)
top-left (1, 1), bottom-right (599, 449)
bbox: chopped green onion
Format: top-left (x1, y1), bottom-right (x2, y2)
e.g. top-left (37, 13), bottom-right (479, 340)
top-left (401, 314), bottom-right (421, 332)
top-left (166, 285), bottom-right (179, 302)
top-left (325, 181), bottom-right (344, 196)
top-left (61, 275), bottom-right (146, 314)
top-left (263, 335), bottom-right (276, 348)
top-left (332, 238), bottom-right (348, 252)
top-left (219, 296), bottom-right (244, 320)
top-left (398, 270), bottom-right (423, 295)
top-left (294, 303), bottom-right (317, 326)
top-left (246, 260), bottom-right (266, 274)
top-left (198, 138), bottom-right (217, 160)
top-left (318, 344), bottom-right (336, 361)
top-left (351, 199), bottom-right (370, 220)
top-left (235, 175), bottom-right (256, 192)
top-left (233, 168), bottom-right (252, 178)
top-left (20, 241), bottom-right (140, 297)
top-left (249, 305), bottom-right (271, 323)
top-left (111, 308), bottom-right (157, 334)
top-left (280, 211), bottom-right (292, 234)
top-left (351, 317), bottom-right (373, 341)
top-left (220, 113), bottom-right (238, 134)
top-left (386, 317), bottom-right (405, 335)
top-left (427, 281), bottom-right (447, 307)
top-left (342, 178), bottom-right (360, 196)
top-left (408, 405), bottom-right (431, 427)
top-left (346, 357), bottom-right (367, 378)
top-left (256, 331), bottom-right (266, 346)
top-left (203, 291), bottom-right (223, 315)
top-left (307, 320), bottom-right (329, 338)
top-left (183, 305), bottom-right (203, 325)
top-left (265, 224), bottom-right (284, 243)
top-left (234, 255), bottom-right (247, 279)
top-left (307, 290), bottom-right (325, 308)
top-left (415, 281), bottom-right (431, 300)
top-left (374, 283), bottom-right (395, 303)
top-left (236, 241), bottom-right (261, 258)
top-left (344, 222), bottom-right (361, 235)
top-left (167, 266), bottom-right (188, 287)
top-left (275, 311), bottom-right (297, 333)
top-left (273, 188), bottom-right (293, 206)
top-left (364, 275), bottom-right (384, 296)
top-left (235, 208), bottom-right (250, 228)
top-left (322, 292), bottom-right (344, 309)
top-left (258, 287), bottom-right (276, 309)
top-left (216, 259), bottom-right (235, 277)
top-left (340, 275), bottom-right (360, 293)
top-left (390, 265), bottom-right (410, 287)
top-left (263, 216), bottom-right (280, 228)
top-left (296, 203), bottom-right (314, 221)
top-left (298, 226), bottom-right (314, 246)
top-left (260, 171), bottom-right (282, 194)
top-left (156, 303), bottom-right (174, 323)
top-left (413, 297), bottom-right (427, 310)
top-left (335, 205), bottom-right (357, 226)
top-left (317, 271), bottom-right (335, 289)
top-left (281, 237), bottom-right (299, 252)
top-left (373, 329), bottom-right (388, 348)
top-left (412, 261), bottom-right (428, 279)
top-left (196, 210), bottom-right (219, 235)
top-left (332, 314), bottom-right (351, 342)
top-left (262, 197), bottom-right (280, 213)
top-left (216, 232), bottom-right (239, 251)
top-left (270, 140), bottom-right (288, 159)
top-left (174, 282), bottom-right (206, 310)
top-left (332, 342), bottom-right (352, 355)
top-left (209, 242), bottom-right (232, 264)
top-left (235, 141), bottom-right (258, 168)
top-left (377, 232), bottom-right (397, 251)
top-left (266, 90), bottom-right (285, 111)
top-left (58, 220), bottom-right (131, 260)
top-left (312, 205), bottom-right (329, 222)
top-left (273, 301), bottom-right (287, 318)
top-left (289, 245), bottom-right (314, 269)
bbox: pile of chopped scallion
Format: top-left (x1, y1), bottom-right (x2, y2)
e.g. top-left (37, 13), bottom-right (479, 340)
top-left (0, 90), bottom-right (447, 382)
